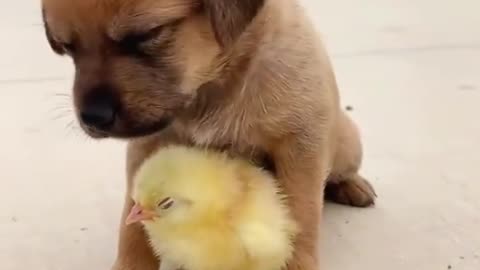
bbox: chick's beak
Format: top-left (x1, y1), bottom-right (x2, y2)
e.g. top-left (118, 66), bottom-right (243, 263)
top-left (126, 203), bottom-right (156, 225)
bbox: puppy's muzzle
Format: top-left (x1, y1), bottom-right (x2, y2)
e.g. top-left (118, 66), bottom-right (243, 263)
top-left (80, 88), bottom-right (118, 134)
top-left (76, 85), bottom-right (176, 139)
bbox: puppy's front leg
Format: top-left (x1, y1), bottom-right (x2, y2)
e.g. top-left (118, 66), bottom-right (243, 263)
top-left (272, 138), bottom-right (331, 270)
top-left (113, 132), bottom-right (181, 270)
top-left (112, 195), bottom-right (159, 270)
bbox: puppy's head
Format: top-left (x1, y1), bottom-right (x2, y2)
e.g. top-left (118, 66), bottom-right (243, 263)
top-left (42, 0), bottom-right (265, 138)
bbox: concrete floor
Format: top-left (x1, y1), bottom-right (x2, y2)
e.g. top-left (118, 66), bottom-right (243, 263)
top-left (1, 1), bottom-right (479, 270)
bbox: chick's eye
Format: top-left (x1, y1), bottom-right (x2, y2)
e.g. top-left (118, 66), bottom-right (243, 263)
top-left (158, 197), bottom-right (174, 210)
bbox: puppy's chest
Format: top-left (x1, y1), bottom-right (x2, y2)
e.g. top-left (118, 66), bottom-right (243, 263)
top-left (180, 111), bottom-right (262, 150)
top-left (174, 114), bottom-right (273, 170)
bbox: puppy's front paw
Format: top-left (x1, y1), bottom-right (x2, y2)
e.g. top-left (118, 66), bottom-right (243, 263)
top-left (325, 174), bottom-right (376, 207)
top-left (111, 261), bottom-right (130, 270)
top-left (111, 260), bottom-right (158, 270)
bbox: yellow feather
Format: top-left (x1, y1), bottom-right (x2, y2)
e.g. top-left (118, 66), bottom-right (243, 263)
top-left (132, 146), bottom-right (298, 270)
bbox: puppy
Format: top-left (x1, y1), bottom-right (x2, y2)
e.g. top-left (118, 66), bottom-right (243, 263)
top-left (41, 0), bottom-right (376, 270)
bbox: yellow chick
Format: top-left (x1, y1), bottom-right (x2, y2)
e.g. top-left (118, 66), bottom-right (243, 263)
top-left (126, 146), bottom-right (298, 270)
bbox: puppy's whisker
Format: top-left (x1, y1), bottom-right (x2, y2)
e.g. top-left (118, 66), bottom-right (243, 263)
top-left (65, 120), bottom-right (77, 130)
top-left (63, 120), bottom-right (91, 141)
top-left (52, 93), bottom-right (72, 98)
top-left (49, 100), bottom-right (72, 109)
top-left (49, 98), bottom-right (72, 117)
top-left (48, 106), bottom-right (72, 114)
top-left (52, 115), bottom-right (69, 122)
top-left (50, 103), bottom-right (71, 108)
top-left (50, 110), bottom-right (74, 121)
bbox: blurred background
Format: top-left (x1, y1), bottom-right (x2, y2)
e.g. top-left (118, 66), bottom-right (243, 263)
top-left (0, 1), bottom-right (479, 269)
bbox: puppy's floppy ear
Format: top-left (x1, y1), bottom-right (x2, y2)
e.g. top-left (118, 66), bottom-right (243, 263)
top-left (203, 0), bottom-right (265, 48)
top-left (42, 8), bottom-right (65, 55)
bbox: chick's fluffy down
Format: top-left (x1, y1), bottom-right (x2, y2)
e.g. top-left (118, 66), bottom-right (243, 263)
top-left (132, 146), bottom-right (298, 270)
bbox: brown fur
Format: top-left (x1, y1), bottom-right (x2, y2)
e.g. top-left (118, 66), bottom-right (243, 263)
top-left (42, 0), bottom-right (377, 269)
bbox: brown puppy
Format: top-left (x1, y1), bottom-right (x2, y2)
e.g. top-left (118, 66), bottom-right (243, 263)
top-left (42, 0), bottom-right (376, 269)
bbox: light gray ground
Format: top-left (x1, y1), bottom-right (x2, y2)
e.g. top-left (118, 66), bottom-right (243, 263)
top-left (1, 1), bottom-right (479, 270)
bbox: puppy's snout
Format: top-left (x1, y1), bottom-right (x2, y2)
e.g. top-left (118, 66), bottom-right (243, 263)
top-left (80, 88), bottom-right (118, 131)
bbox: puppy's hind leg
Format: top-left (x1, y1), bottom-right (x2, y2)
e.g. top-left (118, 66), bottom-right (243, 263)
top-left (325, 111), bottom-right (376, 207)
top-left (325, 173), bottom-right (376, 207)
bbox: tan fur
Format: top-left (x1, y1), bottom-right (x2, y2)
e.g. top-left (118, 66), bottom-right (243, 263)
top-left (42, 0), bottom-right (377, 270)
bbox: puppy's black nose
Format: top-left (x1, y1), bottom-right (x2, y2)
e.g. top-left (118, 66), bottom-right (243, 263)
top-left (80, 90), bottom-right (117, 130)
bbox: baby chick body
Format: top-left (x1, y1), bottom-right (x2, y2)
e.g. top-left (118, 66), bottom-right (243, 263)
top-left (127, 146), bottom-right (297, 270)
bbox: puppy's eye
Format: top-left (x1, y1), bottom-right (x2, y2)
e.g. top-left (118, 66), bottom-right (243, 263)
top-left (118, 26), bottom-right (165, 55)
top-left (60, 42), bottom-right (76, 54)
top-left (158, 197), bottom-right (175, 210)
